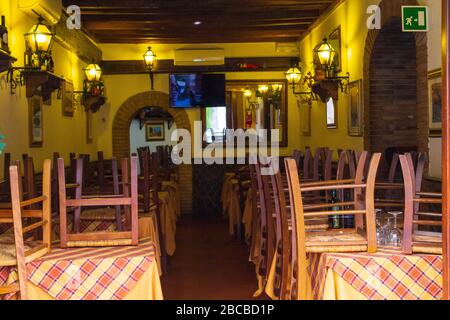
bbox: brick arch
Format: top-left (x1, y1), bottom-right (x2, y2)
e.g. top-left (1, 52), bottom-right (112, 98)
top-left (112, 91), bottom-right (193, 214)
top-left (363, 0), bottom-right (428, 154)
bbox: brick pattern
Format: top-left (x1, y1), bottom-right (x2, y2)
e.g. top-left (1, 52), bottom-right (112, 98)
top-left (111, 91), bottom-right (193, 214)
top-left (363, 0), bottom-right (428, 157)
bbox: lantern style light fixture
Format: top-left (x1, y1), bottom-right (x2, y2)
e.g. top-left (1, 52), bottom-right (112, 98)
top-left (24, 17), bottom-right (55, 70)
top-left (143, 47), bottom-right (156, 90)
top-left (313, 36), bottom-right (349, 92)
top-left (284, 62), bottom-right (315, 102)
top-left (82, 62), bottom-right (104, 96)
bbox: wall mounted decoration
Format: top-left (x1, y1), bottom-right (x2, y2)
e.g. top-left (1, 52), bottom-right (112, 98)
top-left (62, 80), bottom-right (74, 117)
top-left (146, 122), bottom-right (165, 141)
top-left (347, 80), bottom-right (363, 136)
top-left (328, 26), bottom-right (342, 73)
top-left (428, 69), bottom-right (442, 137)
top-left (29, 95), bottom-right (43, 148)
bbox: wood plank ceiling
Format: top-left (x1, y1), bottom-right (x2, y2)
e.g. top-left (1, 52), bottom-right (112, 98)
top-left (63, 0), bottom-right (338, 44)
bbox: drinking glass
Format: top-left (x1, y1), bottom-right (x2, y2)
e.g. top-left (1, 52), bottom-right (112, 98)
top-left (375, 209), bottom-right (385, 246)
top-left (387, 211), bottom-right (403, 247)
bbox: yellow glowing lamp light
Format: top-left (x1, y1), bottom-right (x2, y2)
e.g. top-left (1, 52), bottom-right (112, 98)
top-left (285, 66), bottom-right (302, 85)
top-left (143, 47), bottom-right (156, 69)
top-left (84, 63), bottom-right (102, 82)
top-left (258, 84), bottom-right (269, 95)
top-left (272, 84), bottom-right (282, 91)
top-left (24, 19), bottom-right (54, 53)
top-left (314, 37), bottom-right (336, 68)
top-left (243, 88), bottom-right (253, 98)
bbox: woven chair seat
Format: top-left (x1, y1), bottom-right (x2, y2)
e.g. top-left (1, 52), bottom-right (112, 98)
top-left (0, 234), bottom-right (47, 267)
top-left (411, 234), bottom-right (442, 254)
top-left (411, 244), bottom-right (442, 255)
top-left (305, 230), bottom-right (367, 253)
top-left (80, 207), bottom-right (119, 221)
top-left (66, 238), bottom-right (133, 248)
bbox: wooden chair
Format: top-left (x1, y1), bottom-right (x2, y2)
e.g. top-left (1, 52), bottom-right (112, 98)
top-left (0, 159), bottom-right (51, 300)
top-left (79, 157), bottom-right (124, 232)
top-left (400, 153), bottom-right (442, 255)
top-left (58, 156), bottom-right (138, 248)
top-left (292, 150), bottom-right (302, 171)
top-left (302, 148), bottom-right (313, 180)
top-left (137, 149), bottom-right (167, 272)
top-left (253, 159), bottom-right (276, 288)
top-left (284, 151), bottom-right (381, 300)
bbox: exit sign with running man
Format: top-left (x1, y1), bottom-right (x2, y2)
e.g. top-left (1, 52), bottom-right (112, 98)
top-left (402, 6), bottom-right (429, 32)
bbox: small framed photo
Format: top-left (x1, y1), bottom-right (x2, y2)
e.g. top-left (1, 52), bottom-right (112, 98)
top-left (146, 122), bottom-right (165, 141)
top-left (326, 98), bottom-right (338, 129)
top-left (62, 80), bottom-right (74, 117)
top-left (348, 80), bottom-right (363, 136)
top-left (29, 96), bottom-right (43, 148)
top-left (428, 69), bottom-right (442, 137)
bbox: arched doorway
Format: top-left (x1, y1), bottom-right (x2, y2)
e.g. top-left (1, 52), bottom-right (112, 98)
top-left (112, 91), bottom-right (192, 214)
top-left (363, 0), bottom-right (428, 160)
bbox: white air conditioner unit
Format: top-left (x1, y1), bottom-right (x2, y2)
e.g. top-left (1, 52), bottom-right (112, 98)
top-left (18, 0), bottom-right (62, 26)
top-left (174, 48), bottom-right (225, 66)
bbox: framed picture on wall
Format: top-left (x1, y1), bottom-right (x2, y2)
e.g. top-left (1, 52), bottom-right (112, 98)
top-left (86, 110), bottom-right (93, 143)
top-left (428, 69), bottom-right (442, 137)
top-left (348, 80), bottom-right (363, 136)
top-left (62, 80), bottom-right (75, 117)
top-left (298, 99), bottom-right (311, 136)
top-left (326, 98), bottom-right (338, 129)
top-left (29, 96), bottom-right (43, 148)
top-left (146, 122), bottom-right (165, 141)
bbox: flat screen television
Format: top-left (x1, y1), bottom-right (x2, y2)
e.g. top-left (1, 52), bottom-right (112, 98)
top-left (169, 74), bottom-right (203, 108)
top-left (169, 73), bottom-right (225, 108)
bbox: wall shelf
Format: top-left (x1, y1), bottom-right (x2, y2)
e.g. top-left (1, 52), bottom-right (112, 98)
top-left (0, 49), bottom-right (17, 73)
top-left (22, 70), bottom-right (64, 101)
top-left (83, 94), bottom-right (106, 113)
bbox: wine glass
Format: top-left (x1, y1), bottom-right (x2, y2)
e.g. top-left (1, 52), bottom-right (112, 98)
top-left (387, 211), bottom-right (403, 247)
top-left (375, 209), bottom-right (385, 246)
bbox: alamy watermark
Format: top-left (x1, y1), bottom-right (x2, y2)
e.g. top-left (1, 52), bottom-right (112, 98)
top-left (169, 121), bottom-right (280, 175)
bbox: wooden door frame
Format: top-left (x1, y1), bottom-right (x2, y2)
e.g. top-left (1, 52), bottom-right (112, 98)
top-left (442, 0), bottom-right (450, 301)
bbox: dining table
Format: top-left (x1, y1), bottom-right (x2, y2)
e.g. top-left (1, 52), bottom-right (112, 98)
top-left (0, 240), bottom-right (163, 300)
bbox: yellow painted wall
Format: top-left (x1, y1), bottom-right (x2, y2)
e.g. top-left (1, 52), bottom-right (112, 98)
top-left (97, 43), bottom-right (301, 158)
top-left (297, 0), bottom-right (441, 165)
top-left (0, 0), bottom-right (101, 177)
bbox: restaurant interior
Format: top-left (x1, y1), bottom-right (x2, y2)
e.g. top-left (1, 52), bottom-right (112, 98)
top-left (0, 0), bottom-right (449, 301)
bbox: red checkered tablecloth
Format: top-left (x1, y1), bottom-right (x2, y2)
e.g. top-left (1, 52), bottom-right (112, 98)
top-left (309, 250), bottom-right (442, 300)
top-left (1, 241), bottom-right (156, 300)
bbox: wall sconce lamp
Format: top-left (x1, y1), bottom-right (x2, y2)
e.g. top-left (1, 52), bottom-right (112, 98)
top-left (73, 62), bottom-right (106, 112)
top-left (143, 47), bottom-right (156, 90)
top-left (285, 63), bottom-right (316, 103)
top-left (7, 16), bottom-right (56, 95)
top-left (313, 37), bottom-right (349, 92)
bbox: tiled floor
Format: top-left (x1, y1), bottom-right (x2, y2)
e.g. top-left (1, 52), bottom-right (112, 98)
top-left (161, 216), bottom-right (260, 300)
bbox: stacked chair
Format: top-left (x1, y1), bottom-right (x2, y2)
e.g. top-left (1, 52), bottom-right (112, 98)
top-left (245, 148), bottom-right (382, 300)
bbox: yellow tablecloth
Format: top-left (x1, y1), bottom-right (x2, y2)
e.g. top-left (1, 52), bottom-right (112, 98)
top-left (261, 248), bottom-right (443, 300)
top-left (1, 241), bottom-right (163, 300)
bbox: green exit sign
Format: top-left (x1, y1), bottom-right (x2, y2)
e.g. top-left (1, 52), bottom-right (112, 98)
top-left (402, 6), bottom-right (429, 32)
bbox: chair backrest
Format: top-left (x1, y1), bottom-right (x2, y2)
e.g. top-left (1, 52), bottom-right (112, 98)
top-left (400, 153), bottom-right (441, 254)
top-left (57, 156), bottom-right (138, 248)
top-left (302, 148), bottom-right (313, 180)
top-left (285, 152), bottom-right (381, 299)
top-left (5, 159), bottom-right (51, 299)
top-left (254, 157), bottom-right (276, 283)
top-left (268, 157), bottom-right (293, 300)
top-left (292, 150), bottom-right (302, 171)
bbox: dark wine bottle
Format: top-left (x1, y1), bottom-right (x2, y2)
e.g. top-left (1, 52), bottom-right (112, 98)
top-left (0, 15), bottom-right (9, 53)
top-left (328, 189), bottom-right (342, 229)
